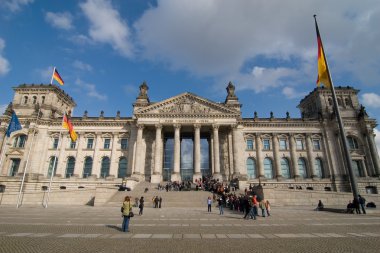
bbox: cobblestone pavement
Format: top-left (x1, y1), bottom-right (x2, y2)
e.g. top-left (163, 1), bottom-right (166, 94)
top-left (0, 205), bottom-right (379, 253)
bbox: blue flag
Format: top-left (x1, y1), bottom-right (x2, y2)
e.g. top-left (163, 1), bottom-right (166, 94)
top-left (6, 112), bottom-right (22, 137)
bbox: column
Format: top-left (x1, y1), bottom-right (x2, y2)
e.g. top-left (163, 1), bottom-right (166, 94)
top-left (0, 127), bottom-right (9, 176)
top-left (367, 130), bottom-right (380, 176)
top-left (212, 124), bottom-right (221, 179)
top-left (109, 133), bottom-right (118, 178)
top-left (73, 134), bottom-right (82, 177)
top-left (232, 125), bottom-right (240, 176)
top-left (193, 124), bottom-right (201, 181)
top-left (306, 134), bottom-right (316, 179)
top-left (92, 133), bottom-right (101, 178)
top-left (289, 134), bottom-right (299, 178)
top-left (133, 124), bottom-right (144, 176)
top-left (255, 134), bottom-right (264, 178)
top-left (172, 124), bottom-right (181, 182)
top-left (227, 129), bottom-right (234, 180)
top-left (272, 134), bottom-right (281, 179)
top-left (151, 124), bottom-right (163, 183)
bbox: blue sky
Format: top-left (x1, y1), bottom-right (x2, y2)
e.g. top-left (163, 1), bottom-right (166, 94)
top-left (1, 0), bottom-right (380, 151)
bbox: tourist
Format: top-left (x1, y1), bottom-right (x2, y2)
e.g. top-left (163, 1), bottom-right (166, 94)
top-left (358, 195), bottom-right (366, 214)
top-left (159, 196), bottom-right (162, 208)
top-left (316, 200), bottom-right (324, 211)
top-left (248, 195), bottom-right (258, 220)
top-left (353, 198), bottom-right (361, 214)
top-left (265, 200), bottom-right (271, 216)
top-left (218, 196), bottom-right (224, 215)
top-left (346, 200), bottom-right (355, 214)
top-left (121, 196), bottom-right (132, 232)
top-left (139, 196), bottom-right (144, 215)
top-left (154, 196), bottom-right (159, 208)
top-left (243, 195), bottom-right (251, 219)
top-left (207, 196), bottom-right (212, 212)
top-left (259, 200), bottom-right (266, 217)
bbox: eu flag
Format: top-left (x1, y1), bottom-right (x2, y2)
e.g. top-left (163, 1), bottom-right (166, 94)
top-left (6, 112), bottom-right (22, 137)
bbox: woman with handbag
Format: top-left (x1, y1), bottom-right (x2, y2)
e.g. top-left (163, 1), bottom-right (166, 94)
top-left (121, 196), bottom-right (132, 232)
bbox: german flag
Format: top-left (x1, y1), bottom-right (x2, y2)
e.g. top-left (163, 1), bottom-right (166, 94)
top-left (63, 112), bottom-right (77, 142)
top-left (53, 68), bottom-right (64, 85)
top-left (315, 16), bottom-right (331, 89)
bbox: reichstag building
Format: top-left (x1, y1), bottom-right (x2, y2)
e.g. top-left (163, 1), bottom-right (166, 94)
top-left (0, 82), bottom-right (379, 202)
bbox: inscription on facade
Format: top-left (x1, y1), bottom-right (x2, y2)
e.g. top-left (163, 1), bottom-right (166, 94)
top-left (162, 119), bottom-right (212, 124)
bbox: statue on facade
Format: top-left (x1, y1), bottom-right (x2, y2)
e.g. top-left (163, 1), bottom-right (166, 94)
top-left (138, 81), bottom-right (149, 99)
top-left (358, 105), bottom-right (368, 119)
top-left (83, 110), bottom-right (88, 119)
top-left (100, 110), bottom-right (104, 118)
top-left (226, 81), bottom-right (237, 98)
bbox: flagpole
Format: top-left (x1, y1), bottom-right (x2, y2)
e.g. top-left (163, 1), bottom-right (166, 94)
top-left (50, 67), bottom-right (56, 85)
top-left (16, 108), bottom-right (41, 208)
top-left (44, 111), bottom-right (65, 208)
top-left (314, 15), bottom-right (359, 202)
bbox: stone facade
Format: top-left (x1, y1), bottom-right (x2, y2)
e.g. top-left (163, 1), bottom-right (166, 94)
top-left (0, 83), bottom-right (379, 196)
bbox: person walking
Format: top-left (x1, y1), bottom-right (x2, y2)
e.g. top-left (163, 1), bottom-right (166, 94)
top-left (265, 200), bottom-right (271, 216)
top-left (159, 196), bottom-right (162, 208)
top-left (121, 196), bottom-right (132, 232)
top-left (259, 200), bottom-right (266, 217)
top-left (139, 196), bottom-right (144, 216)
top-left (358, 195), bottom-right (366, 214)
top-left (207, 196), bottom-right (212, 212)
top-left (353, 197), bottom-right (361, 214)
top-left (218, 196), bottom-right (224, 215)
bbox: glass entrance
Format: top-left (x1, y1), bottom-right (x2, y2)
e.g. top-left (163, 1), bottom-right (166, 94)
top-left (163, 137), bottom-right (174, 181)
top-left (180, 137), bottom-right (193, 181)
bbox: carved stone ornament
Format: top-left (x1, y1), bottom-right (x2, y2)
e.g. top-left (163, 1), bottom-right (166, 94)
top-left (159, 98), bottom-right (212, 114)
top-left (138, 81), bottom-right (149, 99)
top-left (226, 81), bottom-right (236, 98)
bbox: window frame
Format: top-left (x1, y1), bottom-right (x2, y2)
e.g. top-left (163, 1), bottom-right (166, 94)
top-left (263, 139), bottom-right (271, 150)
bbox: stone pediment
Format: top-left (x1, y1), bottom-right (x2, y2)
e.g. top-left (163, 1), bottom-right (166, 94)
top-left (134, 93), bottom-right (240, 118)
top-left (6, 148), bottom-right (24, 156)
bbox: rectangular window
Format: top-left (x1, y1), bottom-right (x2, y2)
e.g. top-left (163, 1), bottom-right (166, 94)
top-left (279, 139), bottom-right (288, 150)
top-left (104, 138), bottom-right (111, 149)
top-left (313, 139), bottom-right (321, 150)
top-left (246, 139), bottom-right (254, 150)
top-left (87, 138), bottom-right (94, 149)
top-left (70, 141), bottom-right (76, 149)
top-left (263, 139), bottom-right (271, 150)
top-left (296, 139), bottom-right (304, 150)
top-left (121, 138), bottom-right (128, 150)
top-left (53, 138), bottom-right (59, 149)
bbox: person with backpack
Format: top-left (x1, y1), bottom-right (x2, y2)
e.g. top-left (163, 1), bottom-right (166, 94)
top-left (358, 195), bottom-right (366, 214)
top-left (139, 196), bottom-right (144, 216)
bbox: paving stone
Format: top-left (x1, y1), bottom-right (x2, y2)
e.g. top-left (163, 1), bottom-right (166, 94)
top-left (215, 234), bottom-right (228, 238)
top-left (28, 233), bottom-right (53, 237)
top-left (58, 234), bottom-right (81, 238)
top-left (110, 234), bottom-right (133, 238)
top-left (227, 234), bottom-right (248, 239)
top-left (247, 234), bottom-right (265, 239)
top-left (80, 234), bottom-right (102, 238)
top-left (151, 234), bottom-right (173, 239)
top-left (201, 234), bottom-right (216, 239)
top-left (173, 234), bottom-right (183, 239)
top-left (361, 232), bottom-right (380, 237)
top-left (7, 233), bottom-right (33, 237)
top-left (132, 234), bottom-right (152, 238)
top-left (183, 234), bottom-right (201, 239)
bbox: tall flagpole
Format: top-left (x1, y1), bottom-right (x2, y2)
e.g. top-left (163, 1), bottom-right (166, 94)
top-left (44, 111), bottom-right (65, 208)
top-left (50, 67), bottom-right (56, 85)
top-left (16, 107), bottom-right (41, 208)
top-left (314, 15), bottom-right (359, 202)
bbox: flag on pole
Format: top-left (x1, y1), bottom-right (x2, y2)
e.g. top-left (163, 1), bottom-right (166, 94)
top-left (315, 17), bottom-right (331, 89)
top-left (52, 68), bottom-right (64, 85)
top-left (6, 111), bottom-right (22, 137)
top-left (62, 113), bottom-right (77, 142)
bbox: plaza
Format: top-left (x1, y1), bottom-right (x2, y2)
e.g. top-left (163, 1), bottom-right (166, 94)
top-left (0, 203), bottom-right (380, 253)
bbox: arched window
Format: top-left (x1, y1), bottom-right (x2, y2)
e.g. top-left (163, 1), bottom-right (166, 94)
top-left (280, 158), bottom-right (291, 179)
top-left (13, 135), bottom-right (27, 148)
top-left (118, 157), bottom-right (128, 178)
top-left (246, 158), bottom-right (257, 179)
top-left (328, 98), bottom-right (333, 106)
top-left (47, 156), bottom-right (58, 177)
top-left (100, 157), bottom-right (110, 178)
top-left (32, 96), bottom-right (37, 104)
top-left (337, 98), bottom-right (342, 106)
top-left (23, 96), bottom-right (28, 104)
top-left (263, 158), bottom-right (273, 179)
top-left (345, 98), bottom-right (351, 107)
top-left (352, 160), bottom-right (363, 177)
top-left (65, 157), bottom-right (75, 178)
top-left (42, 96), bottom-right (45, 104)
top-left (347, 136), bottom-right (359, 150)
top-left (314, 158), bottom-right (324, 178)
top-left (9, 158), bottom-right (21, 176)
top-left (298, 158), bottom-right (308, 178)
top-left (83, 157), bottom-right (93, 178)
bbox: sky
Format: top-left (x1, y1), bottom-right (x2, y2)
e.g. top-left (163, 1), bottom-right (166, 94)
top-left (0, 0), bottom-right (380, 153)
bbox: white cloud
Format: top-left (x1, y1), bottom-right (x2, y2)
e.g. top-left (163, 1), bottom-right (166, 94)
top-left (0, 38), bottom-right (10, 76)
top-left (0, 0), bottom-right (34, 12)
top-left (73, 60), bottom-right (93, 72)
top-left (45, 12), bottom-right (73, 30)
top-left (134, 0), bottom-right (380, 92)
top-left (80, 0), bottom-right (133, 57)
top-left (0, 104), bottom-right (7, 114)
top-left (282, 87), bottom-right (308, 99)
top-left (374, 128), bottom-right (380, 158)
top-left (361, 93), bottom-right (380, 108)
top-left (75, 78), bottom-right (107, 101)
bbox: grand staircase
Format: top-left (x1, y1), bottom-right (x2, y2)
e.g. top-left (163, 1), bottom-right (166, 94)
top-left (106, 181), bottom-right (213, 207)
